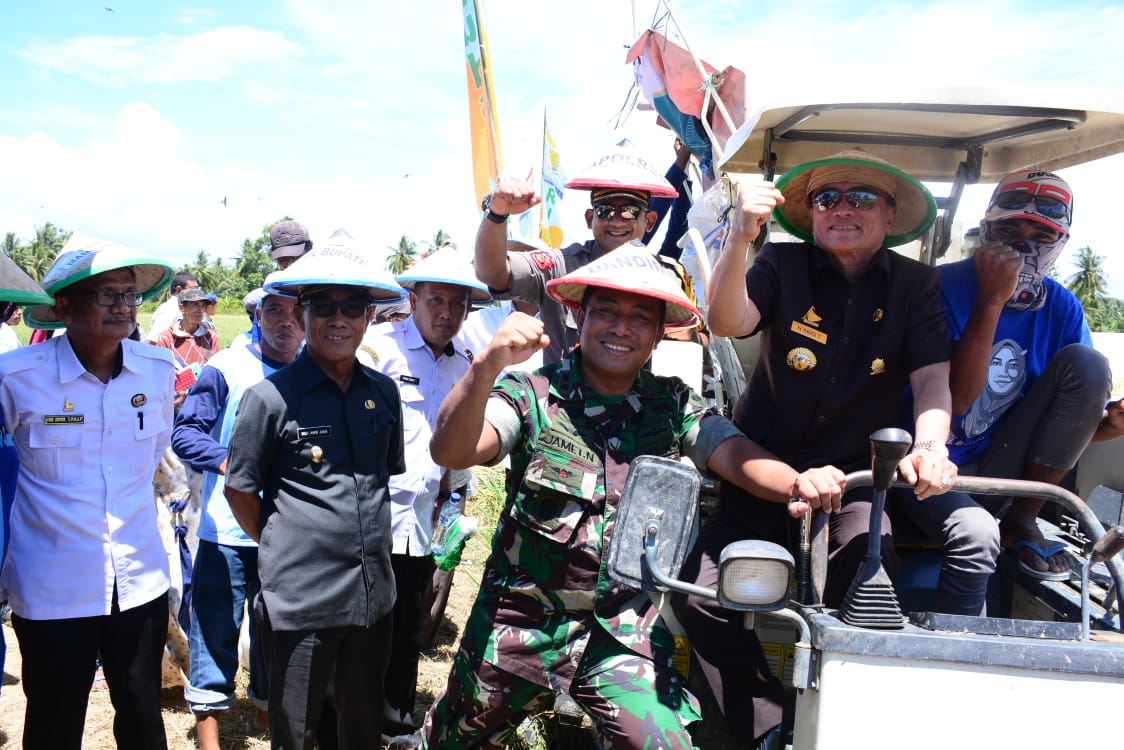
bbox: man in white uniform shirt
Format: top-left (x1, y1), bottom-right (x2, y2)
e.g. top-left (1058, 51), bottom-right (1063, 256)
top-left (357, 245), bottom-right (490, 739)
top-left (0, 234), bottom-right (175, 749)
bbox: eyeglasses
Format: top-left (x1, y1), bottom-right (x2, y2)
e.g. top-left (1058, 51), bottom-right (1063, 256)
top-left (74, 290), bottom-right (143, 308)
top-left (300, 298), bottom-right (371, 319)
top-left (593, 204), bottom-right (645, 222)
top-left (991, 190), bottom-right (1069, 220)
top-left (811, 188), bottom-right (889, 212)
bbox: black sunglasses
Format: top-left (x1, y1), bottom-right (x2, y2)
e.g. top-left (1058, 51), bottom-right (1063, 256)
top-left (811, 188), bottom-right (889, 212)
top-left (991, 190), bottom-right (1069, 220)
top-left (593, 204), bottom-right (645, 222)
top-left (299, 298), bottom-right (371, 319)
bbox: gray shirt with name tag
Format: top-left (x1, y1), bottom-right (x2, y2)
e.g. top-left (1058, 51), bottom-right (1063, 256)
top-left (226, 349), bottom-right (406, 631)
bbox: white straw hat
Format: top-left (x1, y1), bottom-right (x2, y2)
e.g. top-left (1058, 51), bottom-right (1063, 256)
top-left (0, 254), bottom-right (52, 307)
top-left (564, 144), bottom-right (679, 199)
top-left (263, 234), bottom-right (406, 301)
top-left (26, 233), bottom-right (174, 330)
top-left (395, 244), bottom-right (491, 303)
top-left (546, 242), bottom-right (700, 328)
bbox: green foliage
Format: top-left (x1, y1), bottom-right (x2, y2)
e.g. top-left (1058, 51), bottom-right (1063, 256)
top-left (5, 223), bottom-right (71, 280)
top-left (1062, 246), bottom-right (1124, 332)
top-left (387, 235), bottom-right (419, 274)
top-left (1088, 296), bottom-right (1124, 333)
top-left (425, 228), bottom-right (454, 254)
top-left (1066, 246), bottom-right (1107, 311)
top-left (1, 220), bottom-right (459, 309)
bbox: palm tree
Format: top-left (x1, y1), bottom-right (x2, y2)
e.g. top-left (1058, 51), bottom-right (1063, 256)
top-left (422, 229), bottom-right (454, 258)
top-left (1066, 246), bottom-right (1107, 311)
top-left (386, 236), bottom-right (418, 274)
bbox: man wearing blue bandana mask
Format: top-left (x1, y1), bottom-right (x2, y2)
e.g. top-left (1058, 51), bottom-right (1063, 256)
top-left (926, 170), bottom-right (1124, 584)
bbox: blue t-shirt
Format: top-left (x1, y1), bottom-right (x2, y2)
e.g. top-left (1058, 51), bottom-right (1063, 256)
top-left (940, 258), bottom-right (1091, 465)
top-left (172, 344), bottom-right (286, 546)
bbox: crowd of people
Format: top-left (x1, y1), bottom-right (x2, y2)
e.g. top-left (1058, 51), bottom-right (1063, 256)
top-left (0, 143), bottom-right (1121, 750)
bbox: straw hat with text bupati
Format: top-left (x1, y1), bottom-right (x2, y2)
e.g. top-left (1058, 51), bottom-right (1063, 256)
top-left (263, 234), bottom-right (406, 301)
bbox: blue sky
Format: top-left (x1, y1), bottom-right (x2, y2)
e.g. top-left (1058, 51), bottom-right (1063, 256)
top-left (2, 0), bottom-right (1124, 294)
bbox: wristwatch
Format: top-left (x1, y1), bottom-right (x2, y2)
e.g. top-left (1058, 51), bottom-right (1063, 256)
top-left (481, 193), bottom-right (509, 224)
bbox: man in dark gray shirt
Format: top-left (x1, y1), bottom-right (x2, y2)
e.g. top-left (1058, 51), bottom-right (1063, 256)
top-left (224, 238), bottom-right (407, 750)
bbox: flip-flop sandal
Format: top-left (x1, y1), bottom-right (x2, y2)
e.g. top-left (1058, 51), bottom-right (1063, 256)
top-left (1013, 540), bottom-right (1075, 581)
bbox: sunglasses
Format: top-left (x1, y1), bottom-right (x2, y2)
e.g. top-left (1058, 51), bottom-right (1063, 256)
top-left (300, 298), bottom-right (371, 319)
top-left (811, 188), bottom-right (889, 212)
top-left (991, 190), bottom-right (1069, 220)
top-left (592, 204), bottom-right (645, 222)
top-left (75, 290), bottom-right (143, 308)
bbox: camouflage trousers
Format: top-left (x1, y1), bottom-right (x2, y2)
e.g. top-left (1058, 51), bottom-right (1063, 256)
top-left (423, 626), bottom-right (700, 749)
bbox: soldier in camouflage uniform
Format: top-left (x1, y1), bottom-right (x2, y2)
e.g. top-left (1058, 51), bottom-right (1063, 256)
top-left (419, 245), bottom-right (846, 749)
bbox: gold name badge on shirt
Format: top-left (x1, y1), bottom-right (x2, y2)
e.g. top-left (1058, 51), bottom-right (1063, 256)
top-left (791, 306), bottom-right (827, 344)
top-left (310, 446), bottom-right (324, 464)
top-left (870, 358), bottom-right (886, 375)
top-left (786, 347), bottom-right (817, 372)
top-left (45, 415), bottom-right (84, 425)
top-left (131, 393), bottom-right (147, 407)
top-left (791, 321), bottom-right (828, 345)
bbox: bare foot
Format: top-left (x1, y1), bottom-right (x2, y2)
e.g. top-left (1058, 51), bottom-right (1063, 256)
top-left (248, 709), bottom-right (269, 735)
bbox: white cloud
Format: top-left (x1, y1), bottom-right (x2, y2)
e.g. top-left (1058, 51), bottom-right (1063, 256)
top-left (18, 26), bottom-right (304, 85)
top-left (3, 1), bottom-right (1123, 296)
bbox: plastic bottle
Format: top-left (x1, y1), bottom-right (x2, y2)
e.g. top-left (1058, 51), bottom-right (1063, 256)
top-left (431, 492), bottom-right (462, 555)
top-left (434, 514), bottom-right (479, 572)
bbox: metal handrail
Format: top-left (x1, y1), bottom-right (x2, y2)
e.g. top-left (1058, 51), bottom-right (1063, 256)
top-left (820, 471), bottom-right (1124, 629)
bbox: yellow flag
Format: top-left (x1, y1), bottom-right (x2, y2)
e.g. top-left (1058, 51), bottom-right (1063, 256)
top-left (463, 0), bottom-right (503, 209)
top-left (540, 112), bottom-right (565, 249)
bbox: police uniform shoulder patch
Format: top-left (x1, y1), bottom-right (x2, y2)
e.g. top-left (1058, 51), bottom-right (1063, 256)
top-left (529, 250), bottom-right (555, 271)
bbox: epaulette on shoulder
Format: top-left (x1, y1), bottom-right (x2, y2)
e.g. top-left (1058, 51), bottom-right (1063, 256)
top-left (359, 344), bottom-right (379, 363)
top-left (463, 347), bottom-right (474, 362)
top-left (132, 342), bottom-right (175, 365)
top-left (0, 343), bottom-right (47, 374)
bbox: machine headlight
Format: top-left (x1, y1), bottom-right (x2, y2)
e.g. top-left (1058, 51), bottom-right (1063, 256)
top-left (718, 540), bottom-right (795, 612)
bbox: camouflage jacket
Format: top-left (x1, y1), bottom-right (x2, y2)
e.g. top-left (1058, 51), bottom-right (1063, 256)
top-left (460, 350), bottom-right (737, 691)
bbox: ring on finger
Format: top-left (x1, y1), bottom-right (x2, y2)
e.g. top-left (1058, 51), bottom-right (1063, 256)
top-left (941, 474), bottom-right (952, 487)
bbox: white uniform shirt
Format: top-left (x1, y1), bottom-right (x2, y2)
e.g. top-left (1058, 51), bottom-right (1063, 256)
top-left (0, 324), bottom-right (20, 354)
top-left (0, 335), bottom-right (175, 619)
top-left (358, 318), bottom-right (471, 556)
top-left (458, 302), bottom-right (543, 374)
